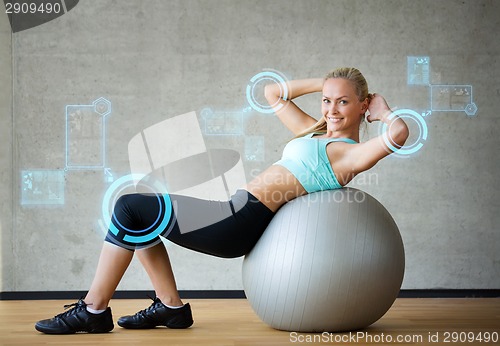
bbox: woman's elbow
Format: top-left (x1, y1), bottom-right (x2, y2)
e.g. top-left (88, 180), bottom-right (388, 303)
top-left (264, 84), bottom-right (281, 105)
top-left (391, 122), bottom-right (410, 149)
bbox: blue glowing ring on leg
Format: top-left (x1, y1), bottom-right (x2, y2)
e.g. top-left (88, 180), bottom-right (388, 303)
top-left (102, 174), bottom-right (172, 245)
top-left (108, 176), bottom-right (162, 234)
top-left (112, 193), bottom-right (162, 234)
top-left (246, 70), bottom-right (289, 114)
top-left (122, 193), bottom-right (171, 243)
top-left (381, 109), bottom-right (428, 156)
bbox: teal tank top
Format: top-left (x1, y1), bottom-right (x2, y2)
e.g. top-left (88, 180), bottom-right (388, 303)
top-left (274, 133), bottom-right (357, 193)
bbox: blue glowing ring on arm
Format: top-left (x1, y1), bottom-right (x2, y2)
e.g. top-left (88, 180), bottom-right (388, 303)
top-left (246, 70), bottom-right (289, 114)
top-left (381, 109), bottom-right (428, 156)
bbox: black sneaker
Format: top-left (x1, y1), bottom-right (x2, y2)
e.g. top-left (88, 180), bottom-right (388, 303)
top-left (35, 299), bottom-right (114, 334)
top-left (118, 297), bottom-right (193, 329)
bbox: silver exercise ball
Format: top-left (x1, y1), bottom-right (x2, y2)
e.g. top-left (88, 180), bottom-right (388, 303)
top-left (242, 188), bottom-right (405, 332)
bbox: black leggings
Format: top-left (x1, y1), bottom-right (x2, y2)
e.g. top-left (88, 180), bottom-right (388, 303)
top-left (104, 189), bottom-right (275, 258)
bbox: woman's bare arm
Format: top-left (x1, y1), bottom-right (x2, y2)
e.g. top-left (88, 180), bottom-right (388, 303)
top-left (343, 94), bottom-right (409, 173)
top-left (265, 78), bottom-right (323, 135)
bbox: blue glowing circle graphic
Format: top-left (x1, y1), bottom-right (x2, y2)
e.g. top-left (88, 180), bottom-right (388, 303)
top-left (381, 109), bottom-right (428, 157)
top-left (101, 174), bottom-right (172, 246)
top-left (112, 193), bottom-right (162, 234)
top-left (246, 70), bottom-right (289, 114)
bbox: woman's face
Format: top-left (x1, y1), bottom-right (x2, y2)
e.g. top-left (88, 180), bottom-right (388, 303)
top-left (321, 78), bottom-right (367, 134)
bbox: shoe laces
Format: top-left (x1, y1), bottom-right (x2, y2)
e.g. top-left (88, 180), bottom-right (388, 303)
top-left (55, 299), bottom-right (86, 319)
top-left (136, 295), bottom-right (162, 317)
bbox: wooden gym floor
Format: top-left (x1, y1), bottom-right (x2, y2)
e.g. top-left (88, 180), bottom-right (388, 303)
top-left (0, 298), bottom-right (498, 345)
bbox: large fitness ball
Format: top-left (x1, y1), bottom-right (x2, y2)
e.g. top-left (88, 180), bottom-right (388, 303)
top-left (242, 188), bottom-right (405, 332)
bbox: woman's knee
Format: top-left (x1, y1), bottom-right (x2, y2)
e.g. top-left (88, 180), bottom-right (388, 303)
top-left (113, 194), bottom-right (140, 213)
top-left (106, 193), bottom-right (167, 251)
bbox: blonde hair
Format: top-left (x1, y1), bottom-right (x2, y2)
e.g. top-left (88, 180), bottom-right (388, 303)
top-left (294, 67), bottom-right (369, 139)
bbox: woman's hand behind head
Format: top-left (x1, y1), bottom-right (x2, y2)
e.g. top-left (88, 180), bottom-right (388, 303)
top-left (366, 93), bottom-right (392, 123)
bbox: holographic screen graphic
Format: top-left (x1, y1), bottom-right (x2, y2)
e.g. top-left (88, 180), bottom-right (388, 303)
top-left (380, 57), bottom-right (478, 158)
top-left (66, 97), bottom-right (111, 171)
top-left (407, 56), bottom-right (430, 86)
top-left (430, 85), bottom-right (477, 116)
top-left (3, 0), bottom-right (80, 33)
top-left (21, 97), bottom-right (113, 207)
top-left (407, 56), bottom-right (478, 117)
top-left (193, 69), bottom-right (290, 164)
top-left (99, 111), bottom-right (248, 249)
top-left (21, 170), bottom-right (65, 206)
top-left (200, 107), bottom-right (244, 136)
top-left (200, 107), bottom-right (265, 162)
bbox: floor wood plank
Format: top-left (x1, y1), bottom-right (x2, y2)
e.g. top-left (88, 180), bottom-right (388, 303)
top-left (0, 298), bottom-right (498, 345)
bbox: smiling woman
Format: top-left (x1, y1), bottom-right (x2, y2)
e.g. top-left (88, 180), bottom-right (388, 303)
top-left (257, 67), bottom-right (409, 208)
top-left (34, 67), bottom-right (409, 335)
top-left (321, 78), bottom-right (368, 139)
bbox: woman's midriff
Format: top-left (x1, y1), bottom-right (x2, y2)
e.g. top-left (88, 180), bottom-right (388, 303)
top-left (243, 165), bottom-right (307, 212)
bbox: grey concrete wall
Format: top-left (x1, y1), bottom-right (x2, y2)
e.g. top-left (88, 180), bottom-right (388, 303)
top-left (0, 8), bottom-right (13, 291)
top-left (1, 0), bottom-right (499, 292)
